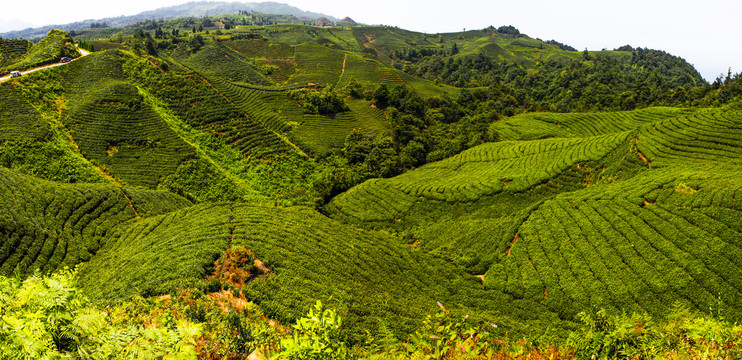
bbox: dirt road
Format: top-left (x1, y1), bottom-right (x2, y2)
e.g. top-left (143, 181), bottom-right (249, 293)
top-left (0, 47), bottom-right (90, 83)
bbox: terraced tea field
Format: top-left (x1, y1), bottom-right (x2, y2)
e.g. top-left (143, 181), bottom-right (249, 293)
top-left (223, 39), bottom-right (295, 59)
top-left (121, 54), bottom-right (292, 159)
top-left (5, 24), bottom-right (742, 349)
top-left (492, 107), bottom-right (689, 140)
top-left (257, 25), bottom-right (361, 52)
top-left (63, 61), bottom-right (197, 188)
top-left (637, 108), bottom-right (742, 168)
top-left (0, 84), bottom-right (48, 141)
top-left (336, 52), bottom-right (406, 87)
top-left (216, 81), bottom-right (301, 133)
top-left (330, 131), bottom-right (631, 221)
top-left (289, 42), bottom-right (345, 85)
top-left (210, 79), bottom-right (392, 156)
top-left (328, 102), bottom-right (742, 324)
top-left (492, 166), bottom-right (742, 320)
top-left (1, 29), bottom-right (77, 75)
top-left (290, 99), bottom-right (388, 155)
top-left (0, 39), bottom-right (30, 68)
top-left (176, 41), bottom-right (272, 86)
top-left (79, 201), bottom-right (552, 339)
top-left (0, 167), bottom-right (189, 277)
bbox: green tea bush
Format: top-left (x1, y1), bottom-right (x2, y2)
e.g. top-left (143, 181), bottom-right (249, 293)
top-left (0, 166), bottom-right (189, 277)
top-left (0, 38), bottom-right (31, 68)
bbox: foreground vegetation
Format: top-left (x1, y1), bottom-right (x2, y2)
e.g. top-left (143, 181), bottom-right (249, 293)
top-left (3, 270), bottom-right (741, 359)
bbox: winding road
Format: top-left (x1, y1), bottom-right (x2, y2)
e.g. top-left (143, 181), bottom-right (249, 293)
top-left (0, 47), bottom-right (90, 83)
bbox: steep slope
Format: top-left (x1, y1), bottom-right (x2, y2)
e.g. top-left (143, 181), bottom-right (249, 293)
top-left (328, 104), bottom-right (742, 323)
top-left (329, 131), bottom-right (632, 222)
top-left (0, 30), bottom-right (79, 76)
top-left (0, 167), bottom-right (190, 277)
top-left (492, 107), bottom-right (690, 140)
top-left (60, 51), bottom-right (197, 187)
top-left (179, 38), bottom-right (397, 156)
top-left (78, 201), bottom-right (558, 341)
top-left (0, 84), bottom-right (49, 141)
top-left (0, 39), bottom-right (31, 68)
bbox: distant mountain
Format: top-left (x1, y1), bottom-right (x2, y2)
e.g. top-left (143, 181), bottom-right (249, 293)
top-left (0, 1), bottom-right (339, 39)
top-left (0, 19), bottom-right (37, 33)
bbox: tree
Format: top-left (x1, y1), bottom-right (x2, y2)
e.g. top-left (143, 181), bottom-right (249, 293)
top-left (373, 84), bottom-right (391, 108)
top-left (497, 25), bottom-right (520, 35)
top-left (188, 34), bottom-right (205, 52)
top-left (343, 129), bottom-right (373, 164)
top-left (344, 77), bottom-right (364, 99)
top-left (583, 48), bottom-right (592, 60)
top-left (400, 140), bottom-right (426, 168)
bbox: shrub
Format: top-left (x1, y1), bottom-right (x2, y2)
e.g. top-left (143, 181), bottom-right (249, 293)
top-left (0, 268), bottom-right (202, 359)
top-left (274, 300), bottom-right (348, 359)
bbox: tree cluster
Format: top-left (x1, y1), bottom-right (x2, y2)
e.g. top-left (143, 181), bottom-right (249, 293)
top-left (288, 88), bottom-right (349, 115)
top-left (405, 48), bottom-right (708, 112)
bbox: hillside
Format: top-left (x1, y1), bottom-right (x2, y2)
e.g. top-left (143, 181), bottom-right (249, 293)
top-left (0, 29), bottom-right (79, 76)
top-left (1, 13), bottom-right (742, 358)
top-left (328, 103), bottom-right (742, 323)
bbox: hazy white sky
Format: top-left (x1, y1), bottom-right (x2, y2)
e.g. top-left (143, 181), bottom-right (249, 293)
top-left (1, 0), bottom-right (739, 81)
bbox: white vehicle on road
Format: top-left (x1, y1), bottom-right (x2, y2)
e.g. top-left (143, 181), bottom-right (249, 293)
top-left (10, 71), bottom-right (21, 78)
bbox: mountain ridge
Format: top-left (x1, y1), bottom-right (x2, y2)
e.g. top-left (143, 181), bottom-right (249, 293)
top-left (0, 1), bottom-right (340, 39)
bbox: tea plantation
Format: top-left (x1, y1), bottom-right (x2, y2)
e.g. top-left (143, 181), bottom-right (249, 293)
top-left (329, 102), bottom-right (742, 327)
top-left (2, 21), bottom-right (742, 358)
top-left (78, 201), bottom-right (559, 341)
top-left (0, 166), bottom-right (190, 277)
top-left (59, 52), bottom-right (197, 187)
top-left (0, 29), bottom-right (78, 76)
top-left (0, 84), bottom-right (48, 141)
top-left (0, 38), bottom-right (31, 68)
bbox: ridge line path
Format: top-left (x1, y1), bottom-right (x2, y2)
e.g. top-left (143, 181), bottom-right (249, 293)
top-left (0, 47), bottom-right (90, 83)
